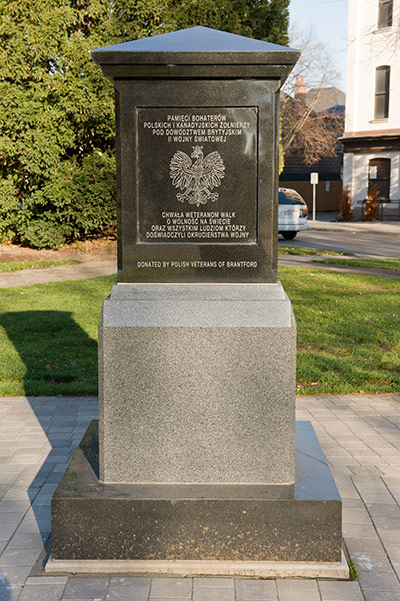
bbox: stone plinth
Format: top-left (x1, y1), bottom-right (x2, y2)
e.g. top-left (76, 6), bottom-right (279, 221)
top-left (98, 283), bottom-right (296, 484)
top-left (50, 420), bottom-right (343, 567)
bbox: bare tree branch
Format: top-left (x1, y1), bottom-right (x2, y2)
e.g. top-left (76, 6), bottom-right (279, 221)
top-left (280, 25), bottom-right (344, 166)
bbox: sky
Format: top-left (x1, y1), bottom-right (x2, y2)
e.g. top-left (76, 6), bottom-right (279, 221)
top-left (289, 0), bottom-right (348, 91)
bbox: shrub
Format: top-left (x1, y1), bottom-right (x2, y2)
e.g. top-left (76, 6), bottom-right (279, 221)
top-left (0, 0), bottom-right (289, 248)
top-left (364, 193), bottom-right (379, 221)
top-left (338, 185), bottom-right (352, 222)
top-left (17, 152), bottom-right (116, 248)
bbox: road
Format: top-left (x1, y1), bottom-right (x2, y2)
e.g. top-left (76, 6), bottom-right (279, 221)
top-left (279, 230), bottom-right (400, 258)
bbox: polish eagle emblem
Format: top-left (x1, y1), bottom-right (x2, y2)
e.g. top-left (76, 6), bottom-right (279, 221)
top-left (169, 146), bottom-right (225, 207)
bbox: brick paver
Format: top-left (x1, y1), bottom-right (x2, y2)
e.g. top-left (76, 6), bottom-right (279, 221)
top-left (276, 579), bottom-right (320, 601)
top-left (1, 394), bottom-right (400, 600)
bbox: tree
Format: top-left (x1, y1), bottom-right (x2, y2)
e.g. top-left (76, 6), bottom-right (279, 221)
top-left (109, 0), bottom-right (290, 45)
top-left (280, 25), bottom-right (344, 166)
top-left (0, 0), bottom-right (117, 247)
top-left (0, 0), bottom-right (290, 248)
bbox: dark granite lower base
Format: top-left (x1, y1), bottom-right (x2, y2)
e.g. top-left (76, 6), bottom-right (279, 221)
top-left (51, 421), bottom-right (342, 563)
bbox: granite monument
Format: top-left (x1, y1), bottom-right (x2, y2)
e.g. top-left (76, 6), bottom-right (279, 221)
top-left (48, 26), bottom-right (347, 578)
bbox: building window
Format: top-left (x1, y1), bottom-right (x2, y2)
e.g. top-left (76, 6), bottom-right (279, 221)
top-left (368, 158), bottom-right (391, 200)
top-left (378, 0), bottom-right (393, 28)
top-left (374, 66), bottom-right (390, 119)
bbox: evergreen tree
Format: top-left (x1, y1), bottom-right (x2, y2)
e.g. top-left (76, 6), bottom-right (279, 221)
top-left (110, 0), bottom-right (289, 44)
top-left (0, 0), bottom-right (289, 248)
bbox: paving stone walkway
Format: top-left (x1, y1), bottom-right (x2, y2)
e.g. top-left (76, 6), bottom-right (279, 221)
top-left (1, 394), bottom-right (400, 601)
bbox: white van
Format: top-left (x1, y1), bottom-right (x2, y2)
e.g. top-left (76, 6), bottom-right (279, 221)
top-left (278, 187), bottom-right (309, 240)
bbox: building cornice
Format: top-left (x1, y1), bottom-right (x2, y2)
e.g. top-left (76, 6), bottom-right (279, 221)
top-left (341, 129), bottom-right (400, 139)
top-left (341, 131), bottom-right (400, 154)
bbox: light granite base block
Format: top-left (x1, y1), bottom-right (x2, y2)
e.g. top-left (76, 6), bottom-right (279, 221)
top-left (98, 283), bottom-right (297, 484)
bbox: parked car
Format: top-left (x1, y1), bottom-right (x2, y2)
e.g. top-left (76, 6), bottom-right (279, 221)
top-left (278, 187), bottom-right (309, 240)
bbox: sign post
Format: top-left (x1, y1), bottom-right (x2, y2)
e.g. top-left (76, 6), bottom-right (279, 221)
top-left (310, 172), bottom-right (319, 221)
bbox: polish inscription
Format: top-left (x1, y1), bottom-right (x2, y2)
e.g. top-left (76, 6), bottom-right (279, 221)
top-left (137, 107), bottom-right (258, 244)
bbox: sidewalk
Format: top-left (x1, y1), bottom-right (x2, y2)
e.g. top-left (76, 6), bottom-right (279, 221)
top-left (0, 260), bottom-right (117, 288)
top-left (308, 213), bottom-right (400, 235)
top-left (1, 394), bottom-right (400, 601)
top-left (279, 255), bottom-right (400, 280)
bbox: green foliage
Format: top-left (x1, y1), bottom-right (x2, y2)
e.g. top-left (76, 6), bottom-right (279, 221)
top-left (0, 0), bottom-right (289, 248)
top-left (348, 560), bottom-right (359, 580)
top-left (0, 0), bottom-right (116, 247)
top-left (18, 151), bottom-right (116, 248)
top-left (110, 0), bottom-right (290, 44)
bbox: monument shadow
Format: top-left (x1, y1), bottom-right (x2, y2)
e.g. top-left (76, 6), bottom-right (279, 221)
top-left (0, 310), bottom-right (99, 565)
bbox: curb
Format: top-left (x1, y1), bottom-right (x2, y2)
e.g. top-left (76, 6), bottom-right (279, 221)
top-left (307, 221), bottom-right (400, 235)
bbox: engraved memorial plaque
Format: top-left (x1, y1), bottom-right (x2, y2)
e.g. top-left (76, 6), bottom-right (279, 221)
top-left (137, 107), bottom-right (258, 246)
top-left (112, 77), bottom-right (279, 284)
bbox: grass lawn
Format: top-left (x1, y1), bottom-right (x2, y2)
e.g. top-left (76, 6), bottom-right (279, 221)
top-left (0, 277), bottom-right (111, 396)
top-left (312, 257), bottom-right (400, 272)
top-left (282, 267), bottom-right (400, 394)
top-left (278, 246), bottom-right (353, 256)
top-left (0, 269), bottom-right (399, 396)
top-left (0, 259), bottom-right (81, 272)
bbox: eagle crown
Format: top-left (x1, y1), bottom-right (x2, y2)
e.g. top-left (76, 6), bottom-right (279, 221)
top-left (191, 146), bottom-right (203, 160)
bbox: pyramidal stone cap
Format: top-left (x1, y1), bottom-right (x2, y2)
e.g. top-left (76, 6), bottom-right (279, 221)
top-left (90, 26), bottom-right (300, 80)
